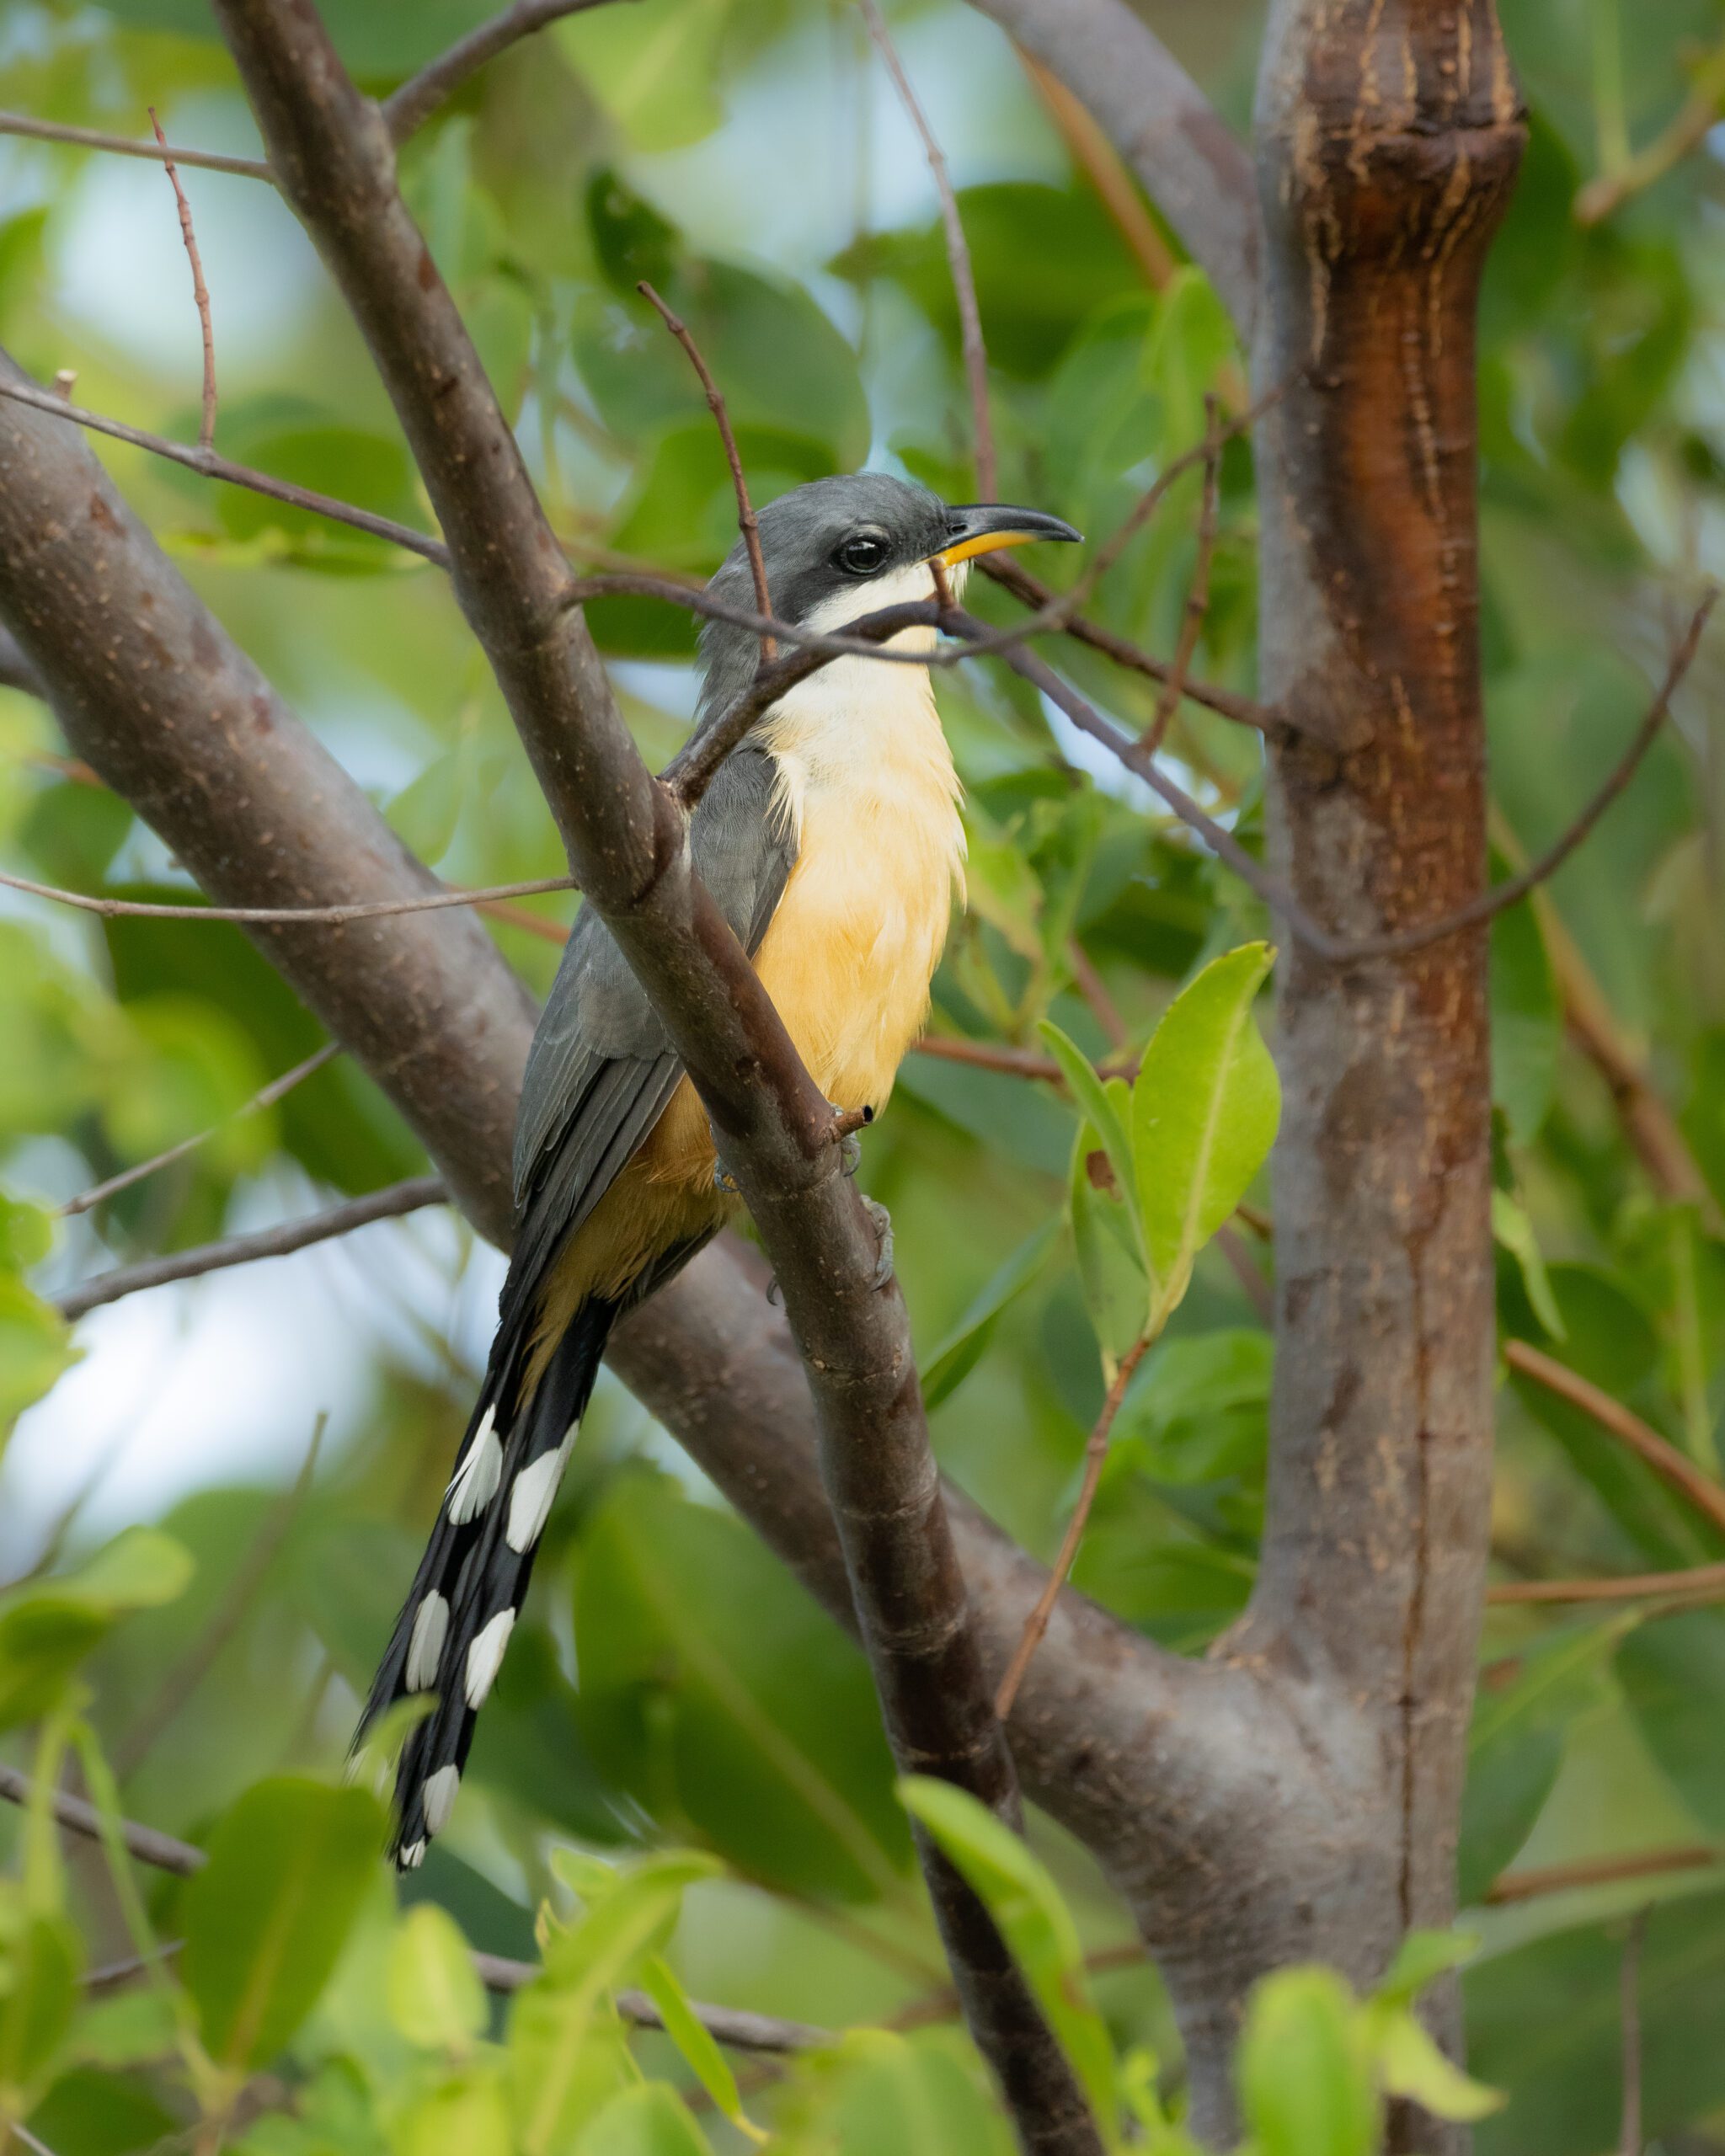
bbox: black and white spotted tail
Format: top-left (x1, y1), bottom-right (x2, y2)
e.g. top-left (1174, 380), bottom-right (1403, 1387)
top-left (355, 1297), bottom-right (617, 1867)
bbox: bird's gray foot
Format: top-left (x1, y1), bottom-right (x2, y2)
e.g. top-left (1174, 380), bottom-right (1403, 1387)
top-left (713, 1159), bottom-right (740, 1196)
top-left (862, 1195), bottom-right (895, 1289)
top-left (829, 1102), bottom-right (873, 1177)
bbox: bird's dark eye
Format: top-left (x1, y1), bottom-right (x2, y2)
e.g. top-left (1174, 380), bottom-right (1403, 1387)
top-left (834, 531), bottom-right (891, 577)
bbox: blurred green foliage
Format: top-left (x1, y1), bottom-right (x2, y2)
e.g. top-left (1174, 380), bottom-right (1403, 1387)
top-left (0, 0), bottom-right (1722, 2147)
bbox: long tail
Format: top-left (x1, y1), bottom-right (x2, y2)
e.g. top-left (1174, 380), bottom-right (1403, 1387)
top-left (356, 1295), bottom-right (617, 1867)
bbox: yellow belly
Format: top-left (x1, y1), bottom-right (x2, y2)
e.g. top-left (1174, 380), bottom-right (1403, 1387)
top-left (529, 673), bottom-right (963, 1375)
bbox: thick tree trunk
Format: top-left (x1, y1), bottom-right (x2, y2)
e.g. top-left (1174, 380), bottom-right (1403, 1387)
top-left (1172, 3), bottom-right (1523, 2148)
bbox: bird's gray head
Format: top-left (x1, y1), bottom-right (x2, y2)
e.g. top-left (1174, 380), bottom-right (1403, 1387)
top-left (695, 472), bottom-right (1080, 723)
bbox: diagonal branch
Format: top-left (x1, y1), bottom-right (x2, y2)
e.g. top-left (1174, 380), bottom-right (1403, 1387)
top-left (381, 0), bottom-right (624, 144)
top-left (0, 109), bottom-right (270, 179)
top-left (207, 10), bottom-right (1096, 2143)
top-left (55, 1175), bottom-right (448, 1321)
top-left (959, 0), bottom-right (1261, 336)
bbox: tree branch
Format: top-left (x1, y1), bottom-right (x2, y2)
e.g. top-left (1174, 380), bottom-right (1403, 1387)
top-left (858, 0), bottom-right (996, 497)
top-left (0, 1766), bottom-right (829, 2052)
top-left (959, 0), bottom-right (1261, 336)
top-left (208, 10), bottom-right (1097, 2142)
top-left (1484, 1846), bottom-right (1718, 1905)
top-left (55, 1177), bottom-right (449, 1321)
top-left (1504, 1339), bottom-right (1725, 1540)
top-left (1487, 1562), bottom-right (1725, 1606)
top-left (149, 108), bottom-right (218, 451)
top-left (0, 109), bottom-right (270, 179)
top-left (381, 0), bottom-right (624, 144)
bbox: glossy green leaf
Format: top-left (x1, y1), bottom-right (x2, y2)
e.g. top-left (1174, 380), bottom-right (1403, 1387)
top-left (1133, 944), bottom-right (1279, 1307)
top-left (0, 1903), bottom-right (80, 2111)
top-left (921, 1218), bottom-right (1060, 1410)
top-left (1070, 1118), bottom-right (1150, 1370)
top-left (180, 1778), bottom-right (384, 2070)
top-left (1491, 1191), bottom-right (1566, 1342)
top-left (1238, 1967), bottom-right (1375, 2156)
top-left (898, 1778), bottom-right (1118, 2135)
top-left (575, 1477), bottom-right (911, 1900)
top-left (0, 1529), bottom-right (192, 1732)
top-left (638, 1955), bottom-right (757, 2138)
top-left (573, 2082), bottom-right (716, 2154)
top-left (394, 2063), bottom-right (515, 2156)
top-left (387, 1903), bottom-right (487, 2053)
top-left (1039, 1020), bottom-right (1137, 1225)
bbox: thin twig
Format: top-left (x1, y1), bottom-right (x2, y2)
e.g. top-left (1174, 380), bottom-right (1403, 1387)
top-left (382, 0), bottom-right (622, 144)
top-left (0, 1762), bottom-right (827, 2052)
top-left (1619, 1908), bottom-right (1648, 2156)
top-left (60, 1043), bottom-right (339, 1216)
top-left (1141, 393), bottom-right (1220, 753)
top-left (1215, 1223), bottom-right (1273, 1322)
top-left (112, 1417), bottom-right (326, 1776)
top-left (1576, 39), bottom-right (1725, 226)
top-left (0, 376), bottom-right (447, 563)
top-left (1487, 1561), bottom-right (1725, 1605)
top-left (1504, 1338), bottom-right (1725, 1539)
top-left (995, 1331), bottom-right (1151, 1718)
top-left (1485, 1846), bottom-right (1718, 1905)
top-left (149, 109), bottom-right (217, 451)
top-left (637, 281), bottom-right (775, 660)
top-left (1065, 940), bottom-right (1128, 1049)
top-left (858, 0), bottom-right (996, 498)
top-left (0, 864), bottom-right (577, 928)
top-left (0, 109), bottom-right (270, 179)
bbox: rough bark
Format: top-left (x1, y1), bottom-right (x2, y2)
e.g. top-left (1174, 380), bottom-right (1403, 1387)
top-left (1215, 4), bottom-right (1523, 2147)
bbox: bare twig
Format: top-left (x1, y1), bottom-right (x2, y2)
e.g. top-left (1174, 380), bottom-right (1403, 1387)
top-left (148, 109), bottom-right (217, 451)
top-left (1015, 49), bottom-right (1173, 289)
top-left (0, 1764), bottom-right (828, 2052)
top-left (1487, 1562), bottom-right (1725, 1605)
top-left (1619, 1908), bottom-right (1648, 2156)
top-left (979, 552), bottom-right (1300, 742)
top-left (1576, 40), bottom-right (1725, 227)
top-left (60, 1043), bottom-right (340, 1217)
top-left (382, 0), bottom-right (622, 144)
top-left (1504, 1338), bottom-right (1725, 1540)
top-left (995, 1332), bottom-right (1151, 1718)
top-left (0, 863), bottom-right (576, 927)
top-left (1215, 1222), bottom-right (1273, 1323)
top-left (0, 376), bottom-right (447, 563)
top-left (858, 0), bottom-right (996, 498)
top-left (1485, 1846), bottom-right (1718, 1905)
top-left (1141, 395), bottom-right (1220, 753)
top-left (637, 281), bottom-right (775, 659)
top-left (0, 109), bottom-right (270, 179)
top-left (112, 1417), bottom-right (326, 1776)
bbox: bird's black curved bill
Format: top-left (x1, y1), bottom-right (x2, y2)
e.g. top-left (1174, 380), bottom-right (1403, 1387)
top-left (933, 503), bottom-right (1083, 568)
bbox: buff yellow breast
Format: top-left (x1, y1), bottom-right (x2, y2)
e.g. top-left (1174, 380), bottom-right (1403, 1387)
top-left (526, 621), bottom-right (964, 1367)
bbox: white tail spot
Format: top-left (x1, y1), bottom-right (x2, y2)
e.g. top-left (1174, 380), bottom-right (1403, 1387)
top-left (398, 1838), bottom-right (426, 1870)
top-left (446, 1408), bottom-right (503, 1525)
top-left (505, 1432), bottom-right (574, 1553)
top-left (404, 1592), bottom-right (449, 1692)
top-left (421, 1764), bottom-right (460, 1838)
top-left (464, 1608), bottom-right (517, 1708)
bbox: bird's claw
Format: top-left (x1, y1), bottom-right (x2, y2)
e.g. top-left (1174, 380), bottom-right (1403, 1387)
top-left (862, 1195), bottom-right (895, 1289)
top-left (713, 1159), bottom-right (740, 1196)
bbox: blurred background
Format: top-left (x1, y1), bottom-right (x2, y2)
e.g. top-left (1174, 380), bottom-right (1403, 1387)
top-left (0, 0), bottom-right (1722, 2148)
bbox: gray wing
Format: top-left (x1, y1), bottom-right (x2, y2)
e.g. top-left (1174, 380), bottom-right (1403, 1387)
top-left (503, 744), bottom-right (794, 1310)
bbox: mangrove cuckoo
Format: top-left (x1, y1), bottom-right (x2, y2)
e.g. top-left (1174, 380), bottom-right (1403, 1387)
top-left (358, 473), bottom-right (1079, 1865)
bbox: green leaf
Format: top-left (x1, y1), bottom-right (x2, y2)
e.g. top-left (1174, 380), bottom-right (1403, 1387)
top-left (0, 1901), bottom-right (80, 2112)
top-left (772, 2027), bottom-right (1015, 2155)
top-left (898, 1778), bottom-right (1118, 2136)
top-left (1132, 943), bottom-right (1279, 1310)
top-left (1039, 1019), bottom-right (1137, 1230)
top-left (1374, 1929), bottom-right (1482, 2010)
top-left (1492, 1191), bottom-right (1566, 1341)
top-left (1070, 1119), bottom-right (1151, 1371)
top-left (387, 1903), bottom-right (488, 2053)
top-left (573, 2081), bottom-right (717, 2153)
top-left (394, 2063), bottom-right (515, 2156)
top-left (574, 1478), bottom-right (911, 1901)
top-left (1376, 2011), bottom-right (1503, 2121)
top-left (1460, 1620), bottom-right (1626, 1903)
top-left (1616, 1611), bottom-right (1725, 1835)
top-left (0, 1529), bottom-right (193, 1732)
top-left (180, 1778), bottom-right (385, 2071)
top-left (1238, 1967), bottom-right (1375, 2156)
top-left (638, 1956), bottom-right (759, 2139)
top-left (921, 1219), bottom-right (1060, 1410)
top-left (0, 1272), bottom-right (73, 1431)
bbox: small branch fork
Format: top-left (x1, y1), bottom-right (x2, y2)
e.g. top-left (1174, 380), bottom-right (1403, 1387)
top-left (637, 280), bottom-right (775, 659)
top-left (857, 0), bottom-right (996, 499)
top-left (148, 109), bottom-right (217, 451)
top-left (1140, 393), bottom-right (1220, 754)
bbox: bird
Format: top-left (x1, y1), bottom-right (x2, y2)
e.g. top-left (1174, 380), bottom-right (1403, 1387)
top-left (355, 472), bottom-right (1080, 1866)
